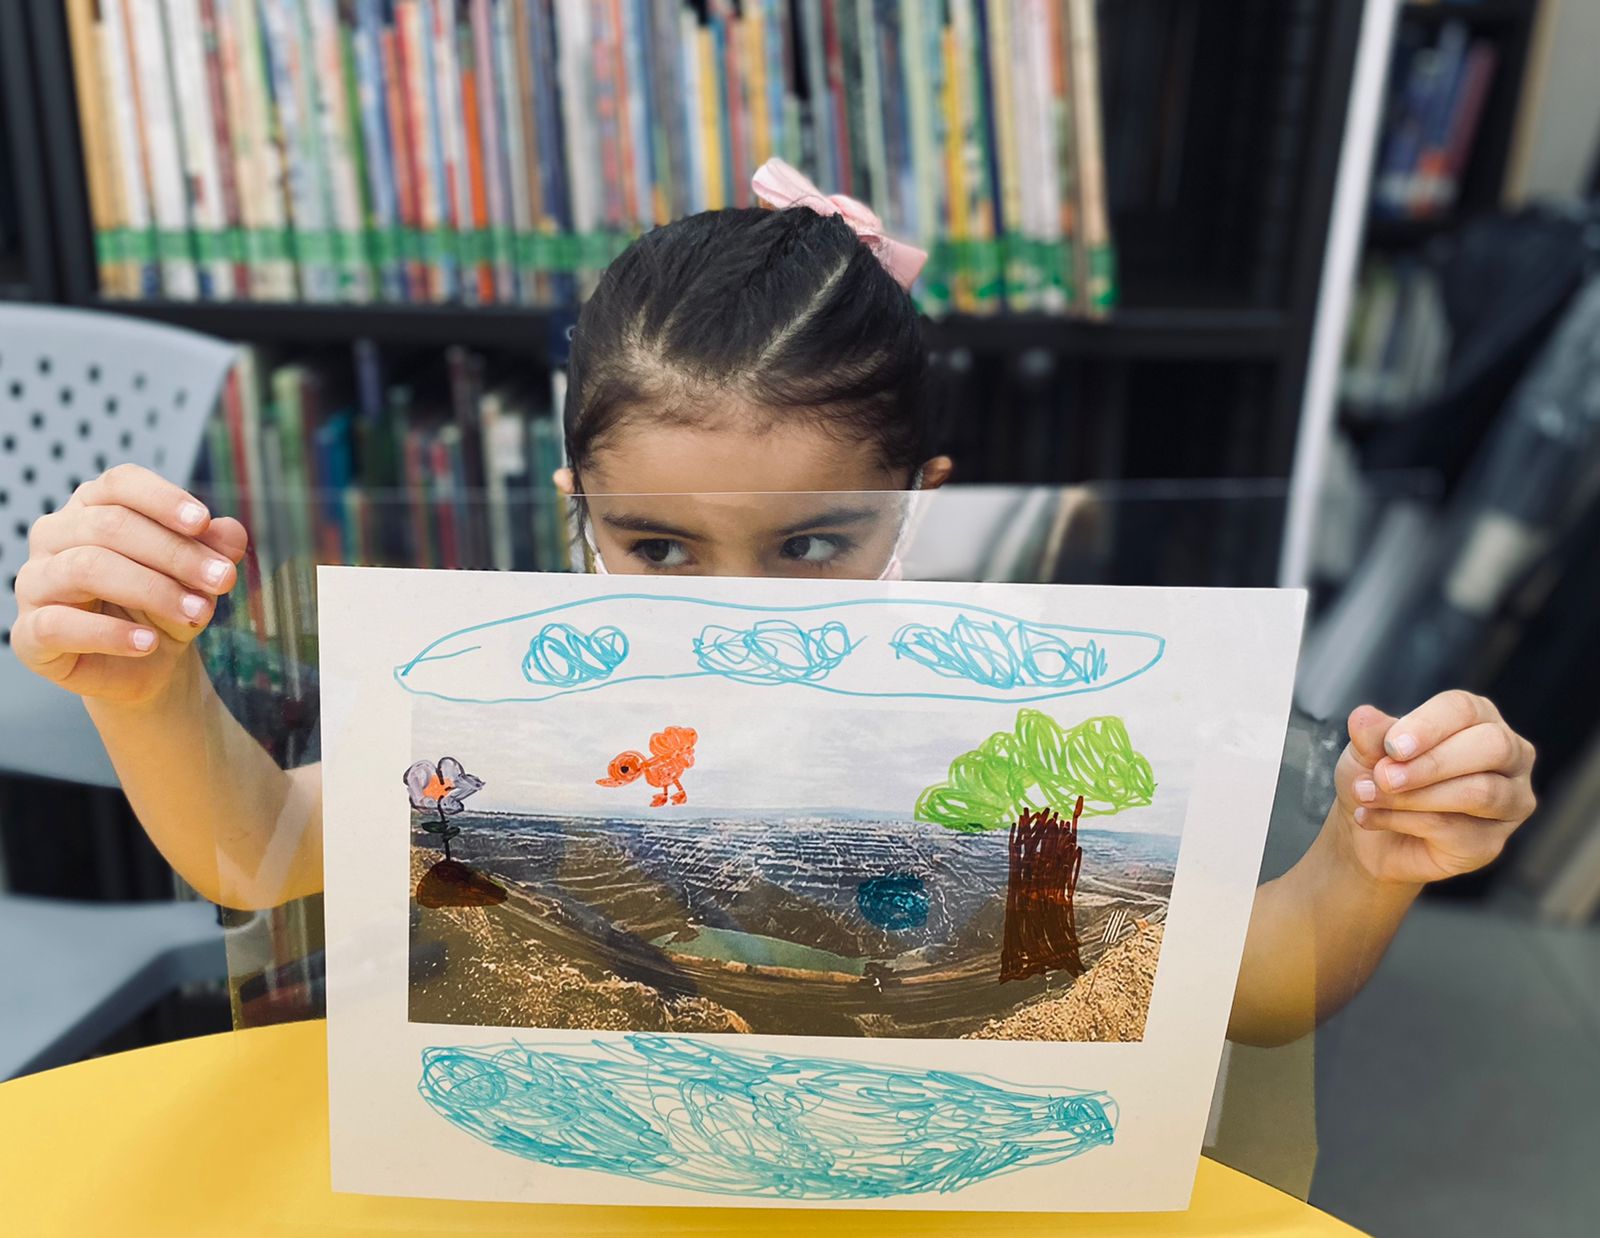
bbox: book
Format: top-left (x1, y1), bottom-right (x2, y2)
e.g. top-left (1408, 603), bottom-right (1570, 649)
top-left (99, 0), bottom-right (162, 296)
top-left (73, 0), bottom-right (1117, 317)
top-left (67, 0), bottom-right (132, 296)
top-left (1067, 0), bottom-right (1113, 314)
top-left (127, 0), bottom-right (200, 298)
top-left (164, 0), bottom-right (236, 298)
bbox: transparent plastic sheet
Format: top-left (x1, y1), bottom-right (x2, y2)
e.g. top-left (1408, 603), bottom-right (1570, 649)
top-left (188, 481), bottom-right (1420, 1206)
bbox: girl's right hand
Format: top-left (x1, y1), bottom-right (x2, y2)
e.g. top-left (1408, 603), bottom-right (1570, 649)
top-left (12, 465), bottom-right (247, 706)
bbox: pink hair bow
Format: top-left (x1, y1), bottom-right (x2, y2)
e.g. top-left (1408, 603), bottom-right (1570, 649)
top-left (751, 157), bottom-right (927, 290)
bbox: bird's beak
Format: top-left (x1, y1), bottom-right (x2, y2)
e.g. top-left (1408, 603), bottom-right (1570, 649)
top-left (596, 776), bottom-right (623, 787)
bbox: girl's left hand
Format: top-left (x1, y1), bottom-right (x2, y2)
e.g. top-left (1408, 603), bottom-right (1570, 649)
top-left (1333, 691), bottom-right (1536, 886)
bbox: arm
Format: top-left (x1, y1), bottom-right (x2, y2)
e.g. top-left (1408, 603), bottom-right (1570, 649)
top-left (13, 465), bottom-right (324, 909)
top-left (1228, 695), bottom-right (1536, 1046)
top-left (85, 655), bottom-right (324, 909)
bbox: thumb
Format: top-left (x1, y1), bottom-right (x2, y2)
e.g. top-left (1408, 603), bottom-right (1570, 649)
top-left (1346, 704), bottom-right (1397, 769)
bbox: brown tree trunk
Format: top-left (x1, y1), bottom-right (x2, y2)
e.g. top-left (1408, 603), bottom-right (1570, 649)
top-left (1000, 796), bottom-right (1086, 982)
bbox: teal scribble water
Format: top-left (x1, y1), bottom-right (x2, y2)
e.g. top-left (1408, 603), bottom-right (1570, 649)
top-left (856, 873), bottom-right (931, 931)
top-left (419, 1036), bottom-right (1117, 1198)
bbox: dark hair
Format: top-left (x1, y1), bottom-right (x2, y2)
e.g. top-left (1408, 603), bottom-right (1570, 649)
top-left (563, 207), bottom-right (932, 482)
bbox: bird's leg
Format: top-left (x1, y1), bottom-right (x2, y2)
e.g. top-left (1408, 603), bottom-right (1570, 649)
top-left (670, 778), bottom-right (687, 806)
top-left (650, 784), bottom-right (669, 807)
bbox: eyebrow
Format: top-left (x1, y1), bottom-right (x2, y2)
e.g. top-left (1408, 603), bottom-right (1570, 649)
top-left (598, 512), bottom-right (706, 541)
top-left (776, 505), bottom-right (886, 536)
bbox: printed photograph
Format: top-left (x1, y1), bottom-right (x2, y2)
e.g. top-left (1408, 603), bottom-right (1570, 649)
top-left (406, 694), bottom-right (1185, 1042)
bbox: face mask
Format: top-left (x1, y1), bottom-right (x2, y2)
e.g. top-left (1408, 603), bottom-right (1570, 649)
top-left (587, 470), bottom-right (924, 579)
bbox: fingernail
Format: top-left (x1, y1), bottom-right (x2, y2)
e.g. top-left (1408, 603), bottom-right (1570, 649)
top-left (202, 558), bottom-right (229, 586)
top-left (181, 593), bottom-right (206, 620)
top-left (1386, 765), bottom-right (1407, 790)
top-left (179, 502), bottom-right (208, 528)
top-left (131, 628), bottom-right (156, 651)
top-left (1355, 779), bottom-right (1377, 802)
top-left (1388, 733), bottom-right (1418, 759)
top-left (1354, 807), bottom-right (1368, 827)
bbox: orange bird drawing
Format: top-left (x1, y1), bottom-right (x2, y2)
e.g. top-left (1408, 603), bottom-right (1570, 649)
top-left (596, 727), bottom-right (698, 807)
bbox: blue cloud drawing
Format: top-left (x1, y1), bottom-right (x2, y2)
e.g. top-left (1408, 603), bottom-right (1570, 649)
top-left (395, 594), bottom-right (1164, 706)
top-left (890, 616), bottom-right (1111, 690)
top-left (692, 619), bottom-right (859, 685)
top-left (419, 1036), bottom-right (1117, 1199)
top-left (521, 623), bottom-right (630, 687)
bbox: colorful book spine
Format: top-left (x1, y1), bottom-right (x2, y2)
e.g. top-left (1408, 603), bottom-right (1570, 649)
top-left (67, 0), bottom-right (132, 296)
top-left (471, 0), bottom-right (516, 298)
top-left (127, 0), bottom-right (200, 298)
top-left (77, 0), bottom-right (1116, 317)
top-left (165, 0), bottom-right (236, 298)
top-left (1066, 0), bottom-right (1112, 314)
top-left (101, 0), bottom-right (162, 296)
top-left (198, 0), bottom-right (252, 294)
top-left (351, 0), bottom-right (407, 299)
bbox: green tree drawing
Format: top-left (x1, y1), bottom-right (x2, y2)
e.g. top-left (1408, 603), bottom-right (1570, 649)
top-left (915, 711), bottom-right (1157, 981)
top-left (914, 711), bottom-right (1156, 833)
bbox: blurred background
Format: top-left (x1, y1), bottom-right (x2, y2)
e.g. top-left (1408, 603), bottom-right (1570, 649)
top-left (2, 1), bottom-right (1598, 1233)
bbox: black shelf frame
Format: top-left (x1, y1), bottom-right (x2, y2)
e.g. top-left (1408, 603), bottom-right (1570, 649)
top-left (18, 0), bottom-right (1368, 488)
top-left (90, 297), bottom-right (1289, 362)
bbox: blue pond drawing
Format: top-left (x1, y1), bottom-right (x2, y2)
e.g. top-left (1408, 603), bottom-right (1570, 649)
top-left (419, 1036), bottom-right (1117, 1199)
top-left (396, 593), bottom-right (1164, 706)
top-left (856, 873), bottom-right (931, 931)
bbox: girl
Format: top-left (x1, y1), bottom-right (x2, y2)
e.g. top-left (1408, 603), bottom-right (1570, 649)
top-left (13, 161), bottom-right (1535, 1046)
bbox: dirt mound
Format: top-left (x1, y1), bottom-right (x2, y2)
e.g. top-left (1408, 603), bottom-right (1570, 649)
top-left (409, 846), bottom-right (751, 1033)
top-left (964, 924), bottom-right (1163, 1042)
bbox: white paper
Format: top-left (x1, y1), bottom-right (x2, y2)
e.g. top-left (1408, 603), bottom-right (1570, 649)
top-left (319, 567), bottom-right (1305, 1210)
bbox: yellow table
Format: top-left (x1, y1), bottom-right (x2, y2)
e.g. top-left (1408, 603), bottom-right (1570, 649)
top-left (0, 1020), bottom-right (1362, 1235)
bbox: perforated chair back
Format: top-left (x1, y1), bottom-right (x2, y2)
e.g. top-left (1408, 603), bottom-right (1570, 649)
top-left (0, 306), bottom-right (235, 784)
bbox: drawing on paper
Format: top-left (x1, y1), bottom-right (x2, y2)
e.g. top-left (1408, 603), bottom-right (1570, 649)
top-left (405, 757), bottom-right (505, 909)
top-left (395, 595), bottom-right (1164, 705)
top-left (417, 1036), bottom-right (1117, 1198)
top-left (913, 711), bottom-right (1157, 982)
top-left (596, 726), bottom-right (698, 807)
top-left (408, 705), bottom-right (1176, 1041)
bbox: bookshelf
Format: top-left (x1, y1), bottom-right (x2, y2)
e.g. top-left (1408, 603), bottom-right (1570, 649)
top-left (1369, 0), bottom-right (1543, 237)
top-left (17, 0), bottom-right (1369, 502)
top-left (0, 2), bottom-right (57, 302)
top-left (1341, 1), bottom-right (1545, 419)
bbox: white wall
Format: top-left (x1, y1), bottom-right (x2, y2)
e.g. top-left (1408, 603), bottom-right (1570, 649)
top-left (1509, 0), bottom-right (1600, 203)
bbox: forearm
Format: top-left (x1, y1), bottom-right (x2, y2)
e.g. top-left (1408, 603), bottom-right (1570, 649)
top-left (1227, 812), bottom-right (1421, 1046)
top-left (85, 650), bottom-right (323, 908)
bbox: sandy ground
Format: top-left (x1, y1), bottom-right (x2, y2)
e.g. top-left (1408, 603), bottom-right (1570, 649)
top-left (965, 924), bottom-right (1164, 1042)
top-left (409, 847), bottom-right (1161, 1041)
top-left (408, 847), bottom-right (751, 1032)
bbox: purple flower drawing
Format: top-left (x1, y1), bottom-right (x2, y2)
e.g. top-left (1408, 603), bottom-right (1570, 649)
top-left (404, 757), bottom-right (484, 861)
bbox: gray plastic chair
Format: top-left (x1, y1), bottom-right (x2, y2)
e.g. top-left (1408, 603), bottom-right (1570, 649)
top-left (0, 304), bottom-right (235, 786)
top-left (1, 894), bottom-right (224, 1079)
top-left (0, 305), bottom-right (235, 1078)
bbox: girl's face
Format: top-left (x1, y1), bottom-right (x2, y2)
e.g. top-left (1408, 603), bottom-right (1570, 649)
top-left (568, 419), bottom-right (952, 578)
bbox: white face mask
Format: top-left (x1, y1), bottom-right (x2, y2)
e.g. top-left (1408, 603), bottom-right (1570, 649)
top-left (587, 471), bottom-right (924, 579)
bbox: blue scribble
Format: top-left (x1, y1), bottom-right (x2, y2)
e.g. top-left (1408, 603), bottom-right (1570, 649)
top-left (522, 623), bottom-right (630, 687)
top-left (396, 594), bottom-right (1165, 706)
top-left (419, 1036), bottom-right (1116, 1198)
top-left (890, 616), bottom-right (1111, 690)
top-left (692, 619), bottom-right (859, 685)
top-left (857, 874), bottom-right (930, 931)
